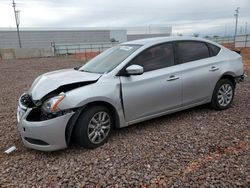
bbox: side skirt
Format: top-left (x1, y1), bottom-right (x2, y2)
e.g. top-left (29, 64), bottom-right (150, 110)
top-left (126, 99), bottom-right (209, 126)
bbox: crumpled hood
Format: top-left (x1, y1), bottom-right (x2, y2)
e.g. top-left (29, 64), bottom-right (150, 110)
top-left (29, 68), bottom-right (101, 101)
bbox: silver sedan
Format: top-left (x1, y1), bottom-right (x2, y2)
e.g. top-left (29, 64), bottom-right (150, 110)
top-left (17, 37), bottom-right (244, 151)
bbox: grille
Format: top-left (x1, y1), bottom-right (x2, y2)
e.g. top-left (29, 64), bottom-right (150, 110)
top-left (24, 137), bottom-right (49, 146)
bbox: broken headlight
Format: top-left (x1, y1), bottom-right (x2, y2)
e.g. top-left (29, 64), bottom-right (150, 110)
top-left (41, 93), bottom-right (65, 113)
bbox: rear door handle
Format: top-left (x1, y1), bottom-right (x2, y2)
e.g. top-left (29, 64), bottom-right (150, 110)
top-left (167, 75), bottom-right (179, 81)
top-left (209, 66), bottom-right (219, 72)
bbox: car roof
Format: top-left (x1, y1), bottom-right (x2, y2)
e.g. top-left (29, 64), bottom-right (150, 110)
top-left (122, 36), bottom-right (221, 47)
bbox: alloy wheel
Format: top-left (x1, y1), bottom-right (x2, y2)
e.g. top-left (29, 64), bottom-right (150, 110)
top-left (87, 111), bottom-right (111, 144)
top-left (217, 83), bottom-right (233, 107)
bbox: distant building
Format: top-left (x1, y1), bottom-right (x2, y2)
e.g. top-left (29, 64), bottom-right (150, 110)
top-left (0, 27), bottom-right (172, 49)
top-left (126, 26), bottom-right (172, 41)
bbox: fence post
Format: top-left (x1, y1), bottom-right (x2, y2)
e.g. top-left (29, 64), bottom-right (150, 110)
top-left (51, 42), bottom-right (56, 56)
top-left (84, 48), bottom-right (87, 61)
top-left (245, 34), bottom-right (248, 48)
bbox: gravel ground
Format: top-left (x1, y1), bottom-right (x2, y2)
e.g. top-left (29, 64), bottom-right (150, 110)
top-left (0, 57), bottom-right (249, 187)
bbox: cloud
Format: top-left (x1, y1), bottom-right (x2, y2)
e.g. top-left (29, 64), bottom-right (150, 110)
top-left (0, 0), bottom-right (249, 35)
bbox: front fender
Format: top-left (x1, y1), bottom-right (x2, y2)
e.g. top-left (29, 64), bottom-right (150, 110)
top-left (59, 82), bottom-right (121, 110)
top-left (58, 79), bottom-right (127, 128)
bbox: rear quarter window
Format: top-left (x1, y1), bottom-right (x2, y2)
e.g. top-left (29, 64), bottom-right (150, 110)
top-left (207, 43), bottom-right (221, 56)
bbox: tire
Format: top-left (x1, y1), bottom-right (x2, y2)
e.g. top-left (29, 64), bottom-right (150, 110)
top-left (74, 105), bottom-right (113, 149)
top-left (211, 79), bottom-right (235, 110)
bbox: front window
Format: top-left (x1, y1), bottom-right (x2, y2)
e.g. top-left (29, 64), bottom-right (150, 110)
top-left (79, 45), bottom-right (141, 74)
top-left (129, 43), bottom-right (175, 72)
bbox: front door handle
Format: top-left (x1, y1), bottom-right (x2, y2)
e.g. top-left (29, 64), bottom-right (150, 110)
top-left (167, 75), bottom-right (179, 81)
top-left (209, 66), bottom-right (219, 72)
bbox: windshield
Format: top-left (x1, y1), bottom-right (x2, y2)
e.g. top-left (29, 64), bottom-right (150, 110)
top-left (79, 45), bottom-right (141, 74)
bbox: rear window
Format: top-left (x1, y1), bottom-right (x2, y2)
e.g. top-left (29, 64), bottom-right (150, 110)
top-left (177, 41), bottom-right (210, 64)
top-left (207, 43), bottom-right (221, 56)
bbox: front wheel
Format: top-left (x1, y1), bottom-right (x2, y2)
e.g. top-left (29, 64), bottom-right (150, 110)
top-left (211, 79), bottom-right (235, 110)
top-left (74, 105), bottom-right (113, 149)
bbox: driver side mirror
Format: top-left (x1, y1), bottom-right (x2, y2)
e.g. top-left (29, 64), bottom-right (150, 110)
top-left (125, 65), bottom-right (144, 76)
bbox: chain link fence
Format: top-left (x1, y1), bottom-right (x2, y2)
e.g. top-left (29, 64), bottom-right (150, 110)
top-left (207, 34), bottom-right (250, 48)
top-left (51, 42), bottom-right (119, 60)
top-left (51, 34), bottom-right (250, 60)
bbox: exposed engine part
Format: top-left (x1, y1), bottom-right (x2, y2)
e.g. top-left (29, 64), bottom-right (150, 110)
top-left (20, 93), bottom-right (35, 108)
top-left (26, 107), bottom-right (74, 122)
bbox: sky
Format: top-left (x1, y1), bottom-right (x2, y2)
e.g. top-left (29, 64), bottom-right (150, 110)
top-left (0, 0), bottom-right (249, 36)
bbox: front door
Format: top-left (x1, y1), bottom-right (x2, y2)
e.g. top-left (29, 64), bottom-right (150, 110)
top-left (120, 42), bottom-right (182, 122)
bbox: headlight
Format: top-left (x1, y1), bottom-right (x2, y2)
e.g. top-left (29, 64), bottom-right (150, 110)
top-left (42, 93), bottom-right (65, 113)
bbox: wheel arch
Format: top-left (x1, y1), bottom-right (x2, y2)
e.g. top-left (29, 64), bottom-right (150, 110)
top-left (219, 72), bottom-right (236, 86)
top-left (210, 76), bottom-right (236, 110)
top-left (65, 100), bottom-right (120, 146)
top-left (84, 101), bottom-right (121, 129)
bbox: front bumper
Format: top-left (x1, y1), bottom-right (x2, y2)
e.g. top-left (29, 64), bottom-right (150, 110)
top-left (18, 108), bottom-right (74, 151)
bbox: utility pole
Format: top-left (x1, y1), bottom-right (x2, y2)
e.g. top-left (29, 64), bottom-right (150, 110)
top-left (12, 0), bottom-right (22, 48)
top-left (245, 22), bottom-right (248, 34)
top-left (224, 24), bottom-right (227, 36)
top-left (234, 7), bottom-right (240, 43)
top-left (239, 26), bottom-right (243, 34)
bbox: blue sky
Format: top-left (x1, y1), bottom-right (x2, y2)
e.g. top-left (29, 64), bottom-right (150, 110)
top-left (0, 0), bottom-right (249, 36)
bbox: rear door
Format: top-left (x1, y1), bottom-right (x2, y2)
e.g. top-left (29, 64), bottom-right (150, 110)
top-left (176, 41), bottom-right (221, 106)
top-left (120, 43), bottom-right (182, 122)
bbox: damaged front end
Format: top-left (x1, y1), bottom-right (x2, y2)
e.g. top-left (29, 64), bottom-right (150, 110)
top-left (17, 74), bottom-right (101, 151)
top-left (17, 68), bottom-right (102, 151)
top-left (18, 93), bottom-right (75, 122)
top-left (18, 79), bottom-right (98, 123)
top-left (17, 92), bottom-right (78, 151)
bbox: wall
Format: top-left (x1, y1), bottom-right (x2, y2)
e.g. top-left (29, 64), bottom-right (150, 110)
top-left (127, 34), bottom-right (171, 41)
top-left (0, 30), bottom-right (111, 48)
top-left (126, 26), bottom-right (172, 35)
top-left (0, 28), bottom-right (172, 48)
top-left (0, 48), bottom-right (54, 60)
top-left (110, 30), bottom-right (127, 42)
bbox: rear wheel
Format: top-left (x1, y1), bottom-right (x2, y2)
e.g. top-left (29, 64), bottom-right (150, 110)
top-left (74, 105), bottom-right (113, 149)
top-left (211, 79), bottom-right (235, 110)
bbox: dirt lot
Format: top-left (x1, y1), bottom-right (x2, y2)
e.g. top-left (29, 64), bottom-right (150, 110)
top-left (241, 48), bottom-right (250, 72)
top-left (0, 57), bottom-right (249, 187)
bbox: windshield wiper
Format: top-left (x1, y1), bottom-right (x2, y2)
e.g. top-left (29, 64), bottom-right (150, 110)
top-left (74, 67), bottom-right (80, 70)
top-left (79, 69), bottom-right (93, 73)
top-left (78, 69), bottom-right (103, 74)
